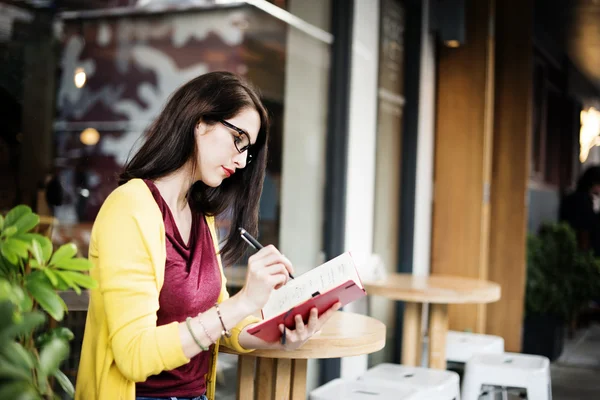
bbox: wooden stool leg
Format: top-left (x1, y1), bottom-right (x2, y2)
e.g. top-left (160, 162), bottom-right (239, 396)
top-left (255, 357), bottom-right (276, 399)
top-left (290, 359), bottom-right (307, 400)
top-left (428, 303), bottom-right (448, 369)
top-left (401, 302), bottom-right (423, 366)
top-left (237, 355), bottom-right (256, 400)
top-left (273, 359), bottom-right (292, 399)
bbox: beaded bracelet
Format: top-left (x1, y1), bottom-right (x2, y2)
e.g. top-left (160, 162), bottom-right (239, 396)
top-left (185, 317), bottom-right (209, 351)
top-left (197, 314), bottom-right (217, 343)
top-left (214, 303), bottom-right (232, 338)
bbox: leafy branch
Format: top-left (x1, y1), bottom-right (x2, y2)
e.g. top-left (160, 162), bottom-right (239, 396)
top-left (0, 205), bottom-right (96, 399)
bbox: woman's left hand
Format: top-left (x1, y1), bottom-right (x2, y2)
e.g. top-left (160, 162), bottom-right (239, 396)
top-left (278, 302), bottom-right (342, 351)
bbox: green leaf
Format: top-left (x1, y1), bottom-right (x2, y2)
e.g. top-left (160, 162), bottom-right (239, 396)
top-left (2, 311), bottom-right (46, 341)
top-left (49, 243), bottom-right (77, 267)
top-left (14, 214), bottom-right (39, 235)
top-left (29, 259), bottom-right (41, 269)
top-left (0, 381), bottom-right (40, 400)
top-left (42, 269), bottom-right (59, 287)
top-left (54, 326), bottom-right (75, 341)
top-left (55, 257), bottom-right (93, 272)
top-left (0, 254), bottom-right (12, 277)
top-left (0, 361), bottom-right (33, 381)
top-left (3, 226), bottom-right (18, 237)
top-left (53, 369), bottom-right (75, 397)
top-left (1, 241), bottom-right (19, 265)
top-left (37, 327), bottom-right (75, 348)
top-left (39, 237), bottom-right (53, 263)
top-left (19, 289), bottom-right (33, 312)
top-left (61, 271), bottom-right (97, 290)
top-left (0, 283), bottom-right (32, 313)
top-left (0, 300), bottom-right (16, 334)
top-left (25, 281), bottom-right (64, 321)
top-left (0, 214), bottom-right (4, 230)
top-left (39, 337), bottom-right (69, 376)
top-left (1, 341), bottom-right (35, 371)
top-left (0, 279), bottom-right (12, 299)
top-left (5, 238), bottom-right (30, 259)
top-left (17, 234), bottom-right (52, 263)
top-left (4, 205), bottom-right (32, 227)
top-left (51, 271), bottom-right (72, 292)
top-left (30, 240), bottom-right (44, 267)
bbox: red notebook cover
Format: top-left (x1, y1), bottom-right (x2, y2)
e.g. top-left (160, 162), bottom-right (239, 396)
top-left (246, 280), bottom-right (367, 343)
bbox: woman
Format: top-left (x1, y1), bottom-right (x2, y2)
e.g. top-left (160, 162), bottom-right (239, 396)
top-left (559, 165), bottom-right (600, 256)
top-left (75, 72), bottom-right (340, 400)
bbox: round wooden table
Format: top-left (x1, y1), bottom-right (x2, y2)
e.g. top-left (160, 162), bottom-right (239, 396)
top-left (220, 311), bottom-right (386, 400)
top-left (364, 273), bottom-right (500, 370)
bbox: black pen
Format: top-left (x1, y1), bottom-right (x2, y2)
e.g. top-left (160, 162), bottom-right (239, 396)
top-left (238, 227), bottom-right (294, 279)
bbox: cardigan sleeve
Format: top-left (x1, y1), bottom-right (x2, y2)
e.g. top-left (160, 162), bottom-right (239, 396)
top-left (94, 190), bottom-right (190, 382)
top-left (206, 216), bottom-right (260, 353)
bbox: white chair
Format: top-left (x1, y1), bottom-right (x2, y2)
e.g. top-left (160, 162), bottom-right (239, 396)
top-left (461, 352), bottom-right (551, 400)
top-left (446, 330), bottom-right (504, 363)
top-left (309, 378), bottom-right (420, 400)
top-left (359, 363), bottom-right (461, 400)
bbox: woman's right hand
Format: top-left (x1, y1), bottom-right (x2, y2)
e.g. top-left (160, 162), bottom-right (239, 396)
top-left (239, 245), bottom-right (294, 312)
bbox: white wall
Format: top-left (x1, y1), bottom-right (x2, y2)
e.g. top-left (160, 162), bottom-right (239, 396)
top-left (341, 0), bottom-right (380, 379)
top-left (412, 0), bottom-right (436, 278)
top-left (278, 0), bottom-right (331, 393)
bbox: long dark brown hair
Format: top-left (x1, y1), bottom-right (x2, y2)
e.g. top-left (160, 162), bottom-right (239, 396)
top-left (119, 71), bottom-right (269, 266)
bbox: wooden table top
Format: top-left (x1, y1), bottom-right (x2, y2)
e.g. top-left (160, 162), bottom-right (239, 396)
top-left (363, 273), bottom-right (501, 304)
top-left (59, 290), bottom-right (89, 311)
top-left (221, 311), bottom-right (386, 359)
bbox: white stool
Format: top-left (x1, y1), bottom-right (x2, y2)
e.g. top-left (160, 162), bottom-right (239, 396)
top-left (461, 352), bottom-right (551, 400)
top-left (359, 363), bottom-right (461, 400)
top-left (446, 331), bottom-right (504, 363)
top-left (309, 378), bottom-right (419, 400)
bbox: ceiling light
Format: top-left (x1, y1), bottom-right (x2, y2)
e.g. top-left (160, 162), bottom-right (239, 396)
top-left (74, 67), bottom-right (86, 88)
top-left (80, 128), bottom-right (100, 146)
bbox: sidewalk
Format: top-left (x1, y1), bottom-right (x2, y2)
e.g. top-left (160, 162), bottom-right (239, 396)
top-left (551, 322), bottom-right (600, 399)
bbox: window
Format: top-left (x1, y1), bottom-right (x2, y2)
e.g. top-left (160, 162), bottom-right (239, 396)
top-left (530, 50), bottom-right (578, 189)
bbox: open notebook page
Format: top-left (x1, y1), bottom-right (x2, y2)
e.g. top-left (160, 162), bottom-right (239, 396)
top-left (261, 252), bottom-right (362, 319)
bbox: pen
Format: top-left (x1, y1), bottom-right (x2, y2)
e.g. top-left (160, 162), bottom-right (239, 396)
top-left (238, 227), bottom-right (294, 279)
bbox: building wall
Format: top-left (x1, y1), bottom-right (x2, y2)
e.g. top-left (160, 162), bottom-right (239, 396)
top-left (340, 0), bottom-right (380, 380)
top-left (527, 186), bottom-right (561, 233)
top-left (279, 0), bottom-right (331, 392)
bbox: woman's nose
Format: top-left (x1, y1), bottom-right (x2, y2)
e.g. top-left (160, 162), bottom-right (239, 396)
top-left (232, 150), bottom-right (247, 169)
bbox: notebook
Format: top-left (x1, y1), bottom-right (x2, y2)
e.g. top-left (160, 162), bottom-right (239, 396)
top-left (246, 252), bottom-right (367, 342)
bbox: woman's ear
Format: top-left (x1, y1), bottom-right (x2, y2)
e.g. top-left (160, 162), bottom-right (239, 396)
top-left (195, 121), bottom-right (212, 137)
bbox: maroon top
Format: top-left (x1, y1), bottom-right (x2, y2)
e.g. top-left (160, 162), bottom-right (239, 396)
top-left (136, 180), bottom-right (221, 397)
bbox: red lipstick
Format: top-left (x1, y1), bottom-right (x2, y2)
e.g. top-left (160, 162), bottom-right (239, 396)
top-left (222, 167), bottom-right (234, 177)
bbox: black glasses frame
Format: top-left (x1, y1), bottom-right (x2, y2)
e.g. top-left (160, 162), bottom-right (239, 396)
top-left (220, 120), bottom-right (253, 164)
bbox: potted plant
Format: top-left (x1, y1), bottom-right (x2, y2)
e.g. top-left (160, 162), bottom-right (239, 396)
top-left (523, 222), bottom-right (600, 360)
top-left (0, 205), bottom-right (96, 399)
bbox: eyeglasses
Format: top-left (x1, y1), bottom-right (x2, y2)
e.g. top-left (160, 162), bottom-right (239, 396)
top-left (220, 120), bottom-right (253, 165)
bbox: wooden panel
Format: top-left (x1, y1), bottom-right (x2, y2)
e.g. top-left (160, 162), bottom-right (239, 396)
top-left (237, 355), bottom-right (256, 400)
top-left (273, 359), bottom-right (292, 399)
top-left (428, 304), bottom-right (449, 369)
top-left (19, 21), bottom-right (56, 207)
top-left (431, 0), bottom-right (495, 333)
top-left (255, 357), bottom-right (275, 399)
top-left (290, 359), bottom-right (307, 400)
top-left (486, 0), bottom-right (533, 352)
top-left (401, 302), bottom-right (422, 366)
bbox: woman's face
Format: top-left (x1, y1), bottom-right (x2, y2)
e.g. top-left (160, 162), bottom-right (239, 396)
top-left (195, 107), bottom-right (261, 187)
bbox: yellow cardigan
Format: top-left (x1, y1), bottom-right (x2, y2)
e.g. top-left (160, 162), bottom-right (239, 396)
top-left (75, 178), bottom-right (258, 400)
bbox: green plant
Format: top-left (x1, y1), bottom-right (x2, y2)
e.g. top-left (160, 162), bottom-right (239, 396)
top-left (0, 205), bottom-right (97, 399)
top-left (525, 222), bottom-right (600, 321)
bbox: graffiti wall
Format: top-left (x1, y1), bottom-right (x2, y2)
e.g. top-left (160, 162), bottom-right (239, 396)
top-left (53, 6), bottom-right (286, 227)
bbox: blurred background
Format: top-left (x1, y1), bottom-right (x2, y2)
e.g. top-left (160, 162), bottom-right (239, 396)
top-left (1, 0), bottom-right (599, 398)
